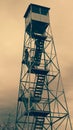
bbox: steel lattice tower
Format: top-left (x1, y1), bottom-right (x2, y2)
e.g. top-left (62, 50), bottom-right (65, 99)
top-left (15, 4), bottom-right (72, 130)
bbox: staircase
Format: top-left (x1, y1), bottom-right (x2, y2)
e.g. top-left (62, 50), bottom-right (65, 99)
top-left (34, 74), bottom-right (45, 102)
top-left (22, 39), bottom-right (44, 67)
top-left (34, 116), bottom-right (45, 130)
top-left (33, 40), bottom-right (44, 66)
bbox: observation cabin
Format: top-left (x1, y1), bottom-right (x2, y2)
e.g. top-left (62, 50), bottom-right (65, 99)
top-left (24, 4), bottom-right (50, 36)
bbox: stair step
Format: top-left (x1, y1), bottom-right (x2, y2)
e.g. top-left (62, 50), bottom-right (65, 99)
top-left (35, 122), bottom-right (44, 125)
top-left (36, 84), bottom-right (44, 87)
top-left (37, 117), bottom-right (44, 119)
top-left (34, 93), bottom-right (42, 97)
top-left (35, 88), bottom-right (43, 92)
top-left (38, 76), bottom-right (45, 79)
top-left (35, 89), bottom-right (42, 93)
top-left (37, 76), bottom-right (45, 80)
top-left (35, 86), bottom-right (43, 90)
top-left (36, 85), bottom-right (43, 89)
top-left (37, 79), bottom-right (44, 82)
top-left (35, 125), bottom-right (43, 128)
top-left (36, 76), bottom-right (45, 85)
top-left (36, 119), bottom-right (44, 122)
top-left (34, 93), bottom-right (42, 96)
top-left (38, 79), bottom-right (45, 81)
top-left (37, 80), bottom-right (44, 83)
top-left (34, 91), bottom-right (42, 94)
top-left (37, 81), bottom-right (44, 83)
top-left (37, 77), bottom-right (45, 81)
top-left (37, 82), bottom-right (44, 85)
top-left (34, 92), bottom-right (42, 95)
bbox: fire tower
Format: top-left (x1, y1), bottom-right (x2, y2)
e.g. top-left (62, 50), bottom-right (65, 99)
top-left (15, 4), bottom-right (72, 130)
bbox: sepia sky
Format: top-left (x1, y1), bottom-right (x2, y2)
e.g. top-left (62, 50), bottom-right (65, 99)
top-left (0, 0), bottom-right (73, 125)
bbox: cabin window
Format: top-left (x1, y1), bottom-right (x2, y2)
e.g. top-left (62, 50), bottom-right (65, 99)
top-left (32, 5), bottom-right (40, 14)
top-left (41, 7), bottom-right (48, 15)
